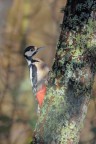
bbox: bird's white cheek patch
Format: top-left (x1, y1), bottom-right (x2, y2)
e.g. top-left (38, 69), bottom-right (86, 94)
top-left (25, 51), bottom-right (33, 56)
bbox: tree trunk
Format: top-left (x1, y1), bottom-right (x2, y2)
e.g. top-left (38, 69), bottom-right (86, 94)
top-left (32, 0), bottom-right (96, 143)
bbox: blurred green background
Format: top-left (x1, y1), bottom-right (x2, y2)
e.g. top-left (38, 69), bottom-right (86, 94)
top-left (0, 0), bottom-right (96, 144)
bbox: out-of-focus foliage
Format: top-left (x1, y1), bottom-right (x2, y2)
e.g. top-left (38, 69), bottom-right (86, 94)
top-left (0, 0), bottom-right (65, 144)
top-left (0, 0), bottom-right (96, 144)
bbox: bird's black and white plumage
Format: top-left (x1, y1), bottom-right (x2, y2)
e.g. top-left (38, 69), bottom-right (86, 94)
top-left (24, 46), bottom-right (50, 94)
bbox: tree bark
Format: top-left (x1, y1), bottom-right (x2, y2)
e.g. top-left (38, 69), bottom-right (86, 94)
top-left (32, 0), bottom-right (96, 143)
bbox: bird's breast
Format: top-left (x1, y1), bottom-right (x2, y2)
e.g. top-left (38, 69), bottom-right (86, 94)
top-left (35, 62), bottom-right (49, 83)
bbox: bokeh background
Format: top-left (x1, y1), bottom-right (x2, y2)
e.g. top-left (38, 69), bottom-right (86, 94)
top-left (0, 0), bottom-right (96, 144)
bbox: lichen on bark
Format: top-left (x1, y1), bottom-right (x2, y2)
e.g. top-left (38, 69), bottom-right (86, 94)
top-left (32, 0), bottom-right (96, 143)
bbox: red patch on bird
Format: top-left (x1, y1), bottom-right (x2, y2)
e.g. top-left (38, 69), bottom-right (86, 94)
top-left (36, 85), bottom-right (46, 106)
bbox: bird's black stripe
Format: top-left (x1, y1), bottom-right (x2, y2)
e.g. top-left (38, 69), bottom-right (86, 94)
top-left (32, 64), bottom-right (37, 92)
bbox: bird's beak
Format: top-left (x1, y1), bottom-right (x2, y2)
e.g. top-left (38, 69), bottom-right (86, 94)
top-left (32, 47), bottom-right (45, 56)
top-left (36, 47), bottom-right (45, 52)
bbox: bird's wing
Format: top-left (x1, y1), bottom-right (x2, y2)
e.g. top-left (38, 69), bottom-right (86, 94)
top-left (37, 64), bottom-right (49, 82)
top-left (29, 64), bottom-right (37, 92)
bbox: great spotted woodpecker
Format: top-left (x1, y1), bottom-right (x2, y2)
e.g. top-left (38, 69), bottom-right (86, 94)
top-left (24, 46), bottom-right (50, 107)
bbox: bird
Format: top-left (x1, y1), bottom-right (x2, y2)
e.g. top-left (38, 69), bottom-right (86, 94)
top-left (24, 46), bottom-right (50, 108)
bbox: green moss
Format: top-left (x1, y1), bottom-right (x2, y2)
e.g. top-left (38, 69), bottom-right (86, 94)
top-left (33, 0), bottom-right (96, 143)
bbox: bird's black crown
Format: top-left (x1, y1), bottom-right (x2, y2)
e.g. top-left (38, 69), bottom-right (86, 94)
top-left (24, 45), bottom-right (37, 58)
top-left (24, 46), bottom-right (35, 53)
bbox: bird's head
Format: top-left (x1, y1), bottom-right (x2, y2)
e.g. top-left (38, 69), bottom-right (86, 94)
top-left (24, 46), bottom-right (37, 59)
top-left (24, 46), bottom-right (44, 60)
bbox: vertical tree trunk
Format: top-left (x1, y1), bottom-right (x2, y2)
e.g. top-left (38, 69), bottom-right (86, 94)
top-left (32, 0), bottom-right (96, 144)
